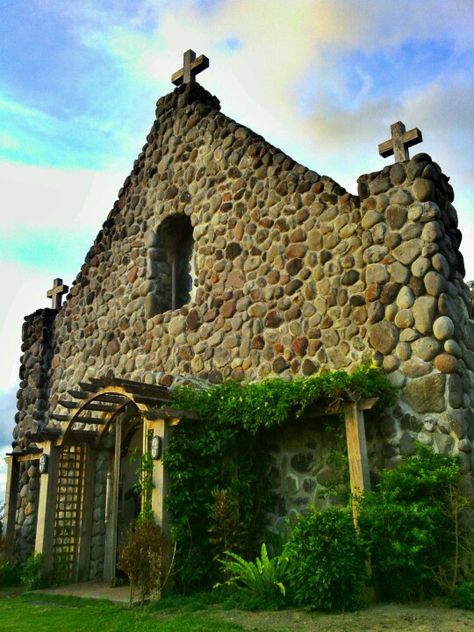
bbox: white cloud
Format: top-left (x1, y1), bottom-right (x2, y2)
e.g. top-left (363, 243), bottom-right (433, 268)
top-left (0, 161), bottom-right (126, 232)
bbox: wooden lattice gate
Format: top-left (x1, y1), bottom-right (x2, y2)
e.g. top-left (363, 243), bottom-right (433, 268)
top-left (52, 444), bottom-right (87, 583)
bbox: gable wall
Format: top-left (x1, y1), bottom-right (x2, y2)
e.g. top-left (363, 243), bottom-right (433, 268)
top-left (12, 83), bottom-right (474, 546)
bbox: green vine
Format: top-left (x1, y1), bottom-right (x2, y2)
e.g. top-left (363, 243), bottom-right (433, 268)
top-left (170, 365), bottom-right (395, 433)
top-left (162, 366), bottom-right (395, 593)
top-left (134, 451), bottom-right (154, 521)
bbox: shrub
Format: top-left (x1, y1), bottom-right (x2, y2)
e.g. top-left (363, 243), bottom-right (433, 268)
top-left (0, 561), bottom-right (21, 587)
top-left (283, 506), bottom-right (367, 612)
top-left (118, 518), bottom-right (166, 606)
top-left (20, 553), bottom-right (44, 591)
top-left (218, 543), bottom-right (288, 609)
top-left (358, 446), bottom-right (461, 601)
top-left (450, 580), bottom-right (474, 610)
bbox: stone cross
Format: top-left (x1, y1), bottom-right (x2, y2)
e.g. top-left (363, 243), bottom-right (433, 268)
top-left (378, 121), bottom-right (423, 162)
top-left (47, 278), bottom-right (69, 310)
top-left (171, 49), bottom-right (209, 86)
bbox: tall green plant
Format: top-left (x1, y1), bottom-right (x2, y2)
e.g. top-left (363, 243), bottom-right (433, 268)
top-left (358, 446), bottom-right (462, 601)
top-left (134, 451), bottom-right (154, 521)
top-left (283, 506), bottom-right (367, 612)
top-left (163, 420), bottom-right (270, 593)
top-left (218, 543), bottom-right (288, 609)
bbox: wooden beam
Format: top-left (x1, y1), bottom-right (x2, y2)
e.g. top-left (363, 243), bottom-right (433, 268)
top-left (78, 382), bottom-right (99, 393)
top-left (358, 397), bottom-right (379, 411)
top-left (82, 402), bottom-right (119, 413)
top-left (344, 402), bottom-right (371, 525)
top-left (58, 400), bottom-right (79, 409)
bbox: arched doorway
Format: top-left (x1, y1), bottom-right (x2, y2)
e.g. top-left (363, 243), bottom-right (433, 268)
top-left (34, 376), bottom-right (186, 584)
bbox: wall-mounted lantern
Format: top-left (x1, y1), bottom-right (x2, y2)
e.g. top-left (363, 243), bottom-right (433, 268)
top-left (151, 435), bottom-right (162, 460)
top-left (39, 453), bottom-right (48, 475)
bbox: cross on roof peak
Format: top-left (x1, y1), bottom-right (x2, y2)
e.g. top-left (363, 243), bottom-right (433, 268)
top-left (379, 121), bottom-right (423, 163)
top-left (47, 278), bottom-right (69, 310)
top-left (171, 49), bottom-right (209, 86)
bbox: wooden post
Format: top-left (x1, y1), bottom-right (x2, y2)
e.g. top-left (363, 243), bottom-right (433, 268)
top-left (35, 442), bottom-right (59, 575)
top-left (3, 455), bottom-right (19, 539)
top-left (103, 417), bottom-right (122, 582)
top-left (344, 402), bottom-right (371, 525)
top-left (148, 418), bottom-right (171, 535)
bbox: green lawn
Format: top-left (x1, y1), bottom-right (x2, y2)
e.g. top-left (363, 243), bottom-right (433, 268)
top-left (0, 593), bottom-right (246, 632)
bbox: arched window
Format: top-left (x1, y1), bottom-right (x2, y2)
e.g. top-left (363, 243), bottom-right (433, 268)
top-left (147, 214), bottom-right (195, 315)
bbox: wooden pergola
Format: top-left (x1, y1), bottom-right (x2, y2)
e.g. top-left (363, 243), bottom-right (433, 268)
top-left (4, 376), bottom-right (376, 583)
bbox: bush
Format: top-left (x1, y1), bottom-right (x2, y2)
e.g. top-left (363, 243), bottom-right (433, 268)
top-left (358, 446), bottom-right (461, 601)
top-left (20, 553), bottom-right (44, 591)
top-left (283, 506), bottom-right (367, 612)
top-left (450, 581), bottom-right (474, 610)
top-left (118, 517), bottom-right (166, 606)
top-left (218, 543), bottom-right (288, 609)
top-left (0, 561), bottom-right (21, 587)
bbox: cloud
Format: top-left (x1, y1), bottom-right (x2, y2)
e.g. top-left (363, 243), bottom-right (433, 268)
top-left (0, 161), bottom-right (126, 232)
top-left (0, 388), bottom-right (16, 447)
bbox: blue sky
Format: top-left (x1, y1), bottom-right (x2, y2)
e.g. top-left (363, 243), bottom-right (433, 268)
top-left (1, 0), bottom-right (474, 495)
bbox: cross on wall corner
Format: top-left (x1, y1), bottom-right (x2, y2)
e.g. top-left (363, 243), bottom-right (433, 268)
top-left (47, 278), bottom-right (69, 310)
top-left (378, 121), bottom-right (423, 163)
top-left (171, 49), bottom-right (209, 86)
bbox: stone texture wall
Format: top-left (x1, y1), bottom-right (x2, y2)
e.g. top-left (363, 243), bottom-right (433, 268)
top-left (12, 82), bottom-right (474, 550)
top-left (13, 309), bottom-right (56, 544)
top-left (89, 450), bottom-right (109, 580)
top-left (14, 309), bottom-right (56, 449)
top-left (14, 460), bottom-right (40, 560)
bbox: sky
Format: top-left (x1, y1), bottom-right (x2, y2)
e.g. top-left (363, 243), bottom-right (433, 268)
top-left (1, 0), bottom-right (474, 498)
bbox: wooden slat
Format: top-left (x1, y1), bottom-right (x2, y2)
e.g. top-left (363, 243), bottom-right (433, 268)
top-left (68, 390), bottom-right (91, 400)
top-left (78, 382), bottom-right (100, 393)
top-left (145, 406), bottom-right (199, 420)
top-left (82, 402), bottom-right (120, 413)
top-left (59, 400), bottom-right (79, 409)
top-left (51, 413), bottom-right (69, 422)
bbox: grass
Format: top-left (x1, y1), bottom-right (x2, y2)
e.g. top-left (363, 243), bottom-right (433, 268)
top-left (0, 592), bottom-right (246, 632)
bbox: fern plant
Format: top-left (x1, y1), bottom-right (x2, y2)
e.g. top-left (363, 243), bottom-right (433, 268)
top-left (217, 543), bottom-right (288, 608)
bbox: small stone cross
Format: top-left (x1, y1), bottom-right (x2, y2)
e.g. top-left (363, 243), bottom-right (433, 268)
top-left (171, 49), bottom-right (209, 86)
top-left (47, 278), bottom-right (69, 310)
top-left (378, 121), bottom-right (423, 162)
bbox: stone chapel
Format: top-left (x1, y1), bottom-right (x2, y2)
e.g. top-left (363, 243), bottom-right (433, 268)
top-left (4, 50), bottom-right (474, 584)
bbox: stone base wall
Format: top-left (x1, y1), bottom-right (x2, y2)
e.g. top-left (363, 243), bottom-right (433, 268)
top-left (14, 460), bottom-right (40, 561)
top-left (88, 450), bottom-right (108, 580)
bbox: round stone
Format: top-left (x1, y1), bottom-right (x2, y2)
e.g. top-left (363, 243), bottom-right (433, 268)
top-left (396, 286), bottom-right (415, 309)
top-left (432, 253), bottom-right (450, 277)
top-left (395, 342), bottom-right (411, 361)
top-left (413, 177), bottom-right (435, 202)
top-left (411, 256), bottom-right (431, 278)
top-left (433, 316), bottom-right (455, 341)
top-left (369, 321), bottom-right (398, 355)
top-left (424, 271), bottom-right (445, 297)
top-left (392, 239), bottom-right (423, 265)
top-left (412, 337), bottom-right (440, 361)
top-left (433, 353), bottom-right (457, 373)
top-left (444, 338), bottom-right (462, 357)
top-left (386, 205), bottom-right (407, 230)
top-left (382, 355), bottom-right (399, 372)
top-left (413, 296), bottom-right (437, 335)
top-left (394, 309), bottom-right (414, 329)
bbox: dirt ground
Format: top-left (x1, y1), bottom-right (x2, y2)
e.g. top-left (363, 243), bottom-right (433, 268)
top-left (211, 601), bottom-right (474, 632)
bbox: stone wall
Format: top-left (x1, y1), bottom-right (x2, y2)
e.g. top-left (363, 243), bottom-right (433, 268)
top-left (12, 82), bottom-right (474, 548)
top-left (14, 309), bottom-right (56, 450)
top-left (89, 450), bottom-right (109, 580)
top-left (14, 460), bottom-right (40, 561)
